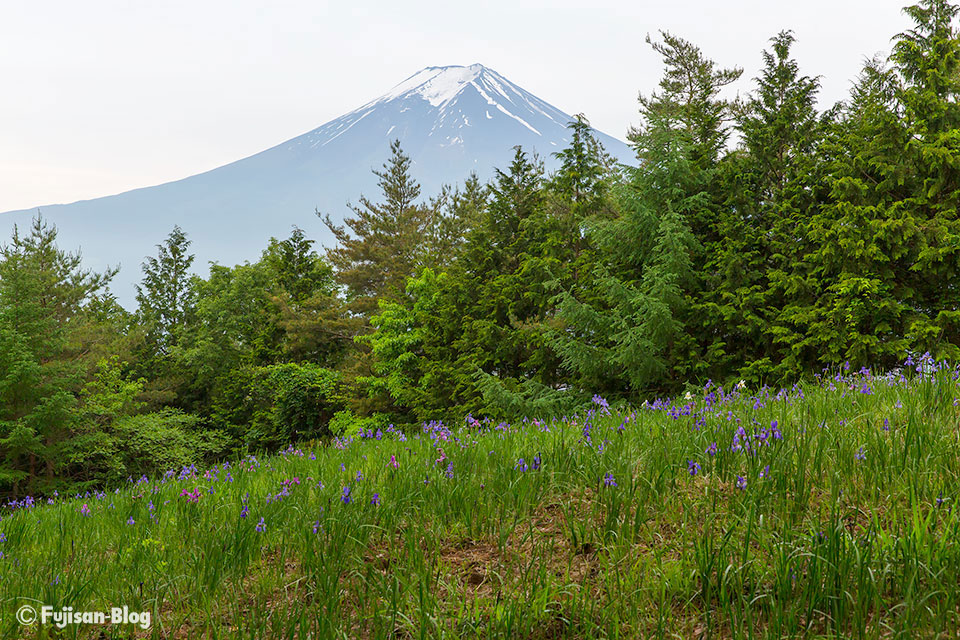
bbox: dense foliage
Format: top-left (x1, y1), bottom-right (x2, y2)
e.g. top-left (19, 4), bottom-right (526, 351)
top-left (2, 0), bottom-right (960, 496)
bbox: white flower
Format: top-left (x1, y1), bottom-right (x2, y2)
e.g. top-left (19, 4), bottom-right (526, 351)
top-left (735, 380), bottom-right (746, 390)
top-left (684, 391), bottom-right (693, 401)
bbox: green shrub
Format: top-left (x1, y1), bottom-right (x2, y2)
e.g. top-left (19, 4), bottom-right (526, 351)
top-left (112, 409), bottom-right (227, 478)
top-left (327, 410), bottom-right (390, 439)
top-left (245, 363), bottom-right (342, 448)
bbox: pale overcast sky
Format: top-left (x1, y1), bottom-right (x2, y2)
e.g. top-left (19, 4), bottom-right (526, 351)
top-left (1, 0), bottom-right (912, 213)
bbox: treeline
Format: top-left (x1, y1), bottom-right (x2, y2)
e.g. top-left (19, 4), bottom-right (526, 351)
top-left (2, 0), bottom-right (959, 495)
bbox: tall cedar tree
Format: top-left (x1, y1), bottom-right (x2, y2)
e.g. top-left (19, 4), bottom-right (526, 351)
top-left (136, 225), bottom-right (195, 357)
top-left (458, 147), bottom-right (564, 413)
top-left (713, 31), bottom-right (828, 383)
top-left (553, 33), bottom-right (738, 397)
top-left (262, 227), bottom-right (334, 306)
top-left (376, 170), bottom-right (496, 419)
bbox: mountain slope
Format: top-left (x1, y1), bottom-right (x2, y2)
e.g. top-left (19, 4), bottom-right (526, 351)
top-left (2, 64), bottom-right (636, 306)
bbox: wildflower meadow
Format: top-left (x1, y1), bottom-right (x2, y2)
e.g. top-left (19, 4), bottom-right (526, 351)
top-left (0, 357), bottom-right (958, 638)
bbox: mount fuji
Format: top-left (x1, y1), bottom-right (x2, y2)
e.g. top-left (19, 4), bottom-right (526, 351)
top-left (2, 64), bottom-right (636, 306)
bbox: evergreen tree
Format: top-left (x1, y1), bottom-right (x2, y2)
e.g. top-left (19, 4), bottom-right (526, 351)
top-left (365, 148), bottom-right (548, 420)
top-left (553, 34), bottom-right (736, 397)
top-left (713, 31), bottom-right (828, 382)
top-left (550, 114), bottom-right (613, 216)
top-left (630, 32), bottom-right (742, 169)
top-left (546, 115), bottom-right (620, 282)
top-left (136, 226), bottom-right (195, 356)
top-left (893, 0), bottom-right (960, 356)
top-left (261, 226), bottom-right (334, 305)
top-left (366, 146), bottom-right (592, 420)
top-left (448, 173), bottom-right (489, 244)
top-left (322, 139), bottom-right (433, 316)
top-left (800, 0), bottom-right (960, 367)
top-left (262, 228), bottom-right (359, 366)
top-left (457, 147), bottom-right (559, 397)
top-left (0, 217), bottom-right (116, 494)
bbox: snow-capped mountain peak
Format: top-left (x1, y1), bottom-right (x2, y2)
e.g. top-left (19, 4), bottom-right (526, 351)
top-left (2, 64), bottom-right (636, 307)
top-left (379, 64), bottom-right (488, 108)
top-left (366, 64), bottom-right (570, 138)
top-left (299, 64), bottom-right (587, 152)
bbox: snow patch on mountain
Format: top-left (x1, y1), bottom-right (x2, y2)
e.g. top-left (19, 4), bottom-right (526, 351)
top-left (380, 65), bottom-right (485, 108)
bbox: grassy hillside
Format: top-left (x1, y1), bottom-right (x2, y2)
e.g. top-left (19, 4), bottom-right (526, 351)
top-left (2, 359), bottom-right (959, 638)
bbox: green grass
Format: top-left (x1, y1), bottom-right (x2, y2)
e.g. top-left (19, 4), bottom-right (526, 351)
top-left (2, 365), bottom-right (960, 638)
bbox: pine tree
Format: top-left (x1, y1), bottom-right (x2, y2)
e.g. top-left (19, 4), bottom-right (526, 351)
top-left (630, 32), bottom-right (742, 169)
top-left (322, 139), bottom-right (432, 316)
top-left (0, 216), bottom-right (116, 494)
